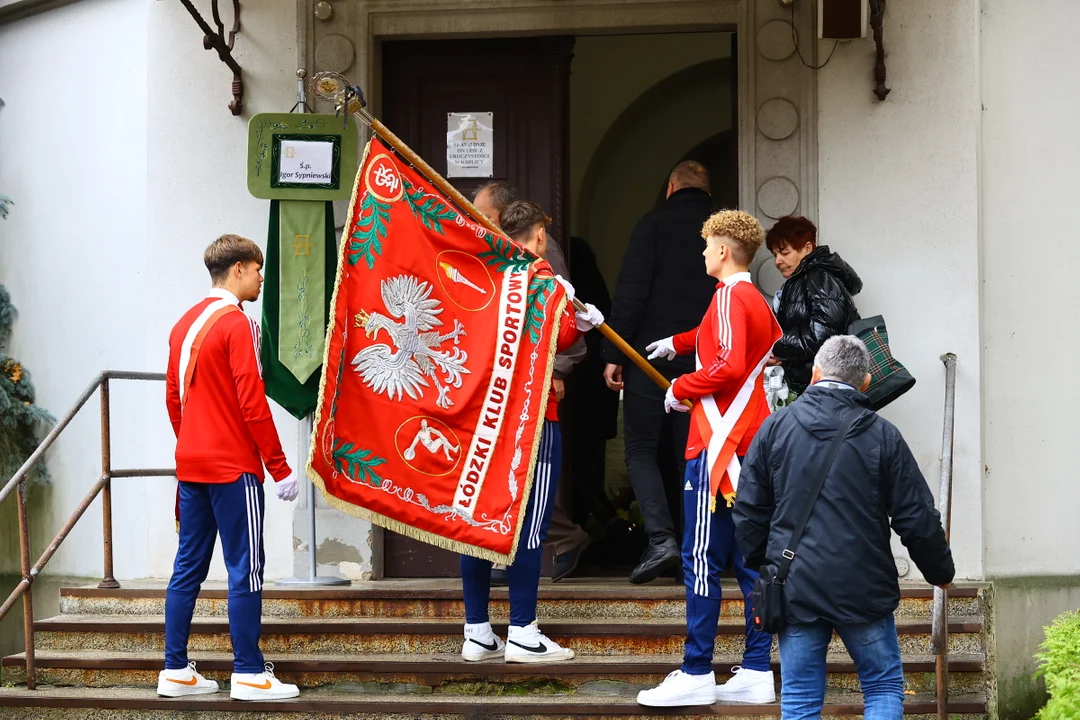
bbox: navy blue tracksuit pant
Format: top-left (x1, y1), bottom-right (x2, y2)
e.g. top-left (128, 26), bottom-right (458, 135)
top-left (461, 420), bottom-right (561, 627)
top-left (164, 474), bottom-right (266, 673)
top-left (681, 452), bottom-right (772, 675)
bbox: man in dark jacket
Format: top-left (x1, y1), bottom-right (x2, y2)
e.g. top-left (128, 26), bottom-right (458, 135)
top-left (734, 335), bottom-right (954, 720)
top-left (602, 161), bottom-right (716, 584)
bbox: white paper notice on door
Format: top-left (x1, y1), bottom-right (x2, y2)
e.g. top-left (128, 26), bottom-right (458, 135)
top-left (446, 112), bottom-right (494, 178)
top-left (277, 139), bottom-right (335, 184)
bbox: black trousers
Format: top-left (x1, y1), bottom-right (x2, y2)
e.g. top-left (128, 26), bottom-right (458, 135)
top-left (622, 363), bottom-right (691, 544)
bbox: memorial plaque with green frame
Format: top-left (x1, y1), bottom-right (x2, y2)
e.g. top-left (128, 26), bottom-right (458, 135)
top-left (247, 113), bottom-right (358, 201)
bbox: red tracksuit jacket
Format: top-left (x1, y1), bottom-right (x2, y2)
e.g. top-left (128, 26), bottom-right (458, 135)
top-left (166, 289), bottom-right (291, 484)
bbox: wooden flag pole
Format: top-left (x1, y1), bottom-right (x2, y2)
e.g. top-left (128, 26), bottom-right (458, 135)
top-left (313, 72), bottom-right (688, 406)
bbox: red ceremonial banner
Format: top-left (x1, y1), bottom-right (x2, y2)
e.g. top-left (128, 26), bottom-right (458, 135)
top-left (307, 137), bottom-right (566, 564)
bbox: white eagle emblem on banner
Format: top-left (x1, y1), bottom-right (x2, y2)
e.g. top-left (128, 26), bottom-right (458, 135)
top-left (352, 275), bottom-right (469, 409)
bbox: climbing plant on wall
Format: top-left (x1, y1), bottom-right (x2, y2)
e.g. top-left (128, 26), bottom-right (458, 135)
top-left (0, 206), bottom-right (53, 484)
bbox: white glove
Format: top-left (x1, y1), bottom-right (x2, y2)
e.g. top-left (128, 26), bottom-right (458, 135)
top-left (664, 384), bottom-right (689, 414)
top-left (554, 275), bottom-right (575, 302)
top-left (275, 473), bottom-right (300, 502)
top-left (646, 336), bottom-right (678, 361)
top-left (574, 302), bottom-right (604, 332)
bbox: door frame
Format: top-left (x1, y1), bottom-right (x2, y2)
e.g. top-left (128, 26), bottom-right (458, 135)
top-left (305, 0), bottom-right (820, 578)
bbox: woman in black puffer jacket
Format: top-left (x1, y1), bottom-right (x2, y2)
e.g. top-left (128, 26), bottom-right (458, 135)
top-left (766, 216), bottom-right (862, 394)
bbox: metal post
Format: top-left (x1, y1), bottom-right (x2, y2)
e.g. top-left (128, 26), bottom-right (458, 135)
top-left (99, 379), bottom-right (119, 589)
top-left (932, 352), bottom-right (957, 720)
top-left (276, 414), bottom-right (349, 586)
top-left (275, 70), bottom-right (348, 588)
top-left (17, 480), bottom-right (36, 690)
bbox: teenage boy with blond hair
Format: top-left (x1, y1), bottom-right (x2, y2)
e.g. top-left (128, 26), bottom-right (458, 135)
top-left (637, 211), bottom-right (783, 707)
top-left (159, 234), bottom-right (300, 701)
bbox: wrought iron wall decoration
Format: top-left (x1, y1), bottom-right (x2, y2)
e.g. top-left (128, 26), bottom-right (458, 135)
top-left (869, 0), bottom-right (890, 101)
top-left (179, 0), bottom-right (244, 115)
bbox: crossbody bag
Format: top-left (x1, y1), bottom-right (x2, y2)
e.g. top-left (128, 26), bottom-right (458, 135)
top-left (750, 408), bottom-right (859, 634)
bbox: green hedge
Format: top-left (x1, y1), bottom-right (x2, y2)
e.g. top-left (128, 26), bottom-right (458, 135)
top-left (1036, 610), bottom-right (1080, 720)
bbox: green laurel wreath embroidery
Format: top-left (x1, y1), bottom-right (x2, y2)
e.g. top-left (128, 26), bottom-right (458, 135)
top-left (332, 440), bottom-right (387, 487)
top-left (479, 233), bottom-right (533, 273)
top-left (349, 193), bottom-right (391, 269)
top-left (524, 275), bottom-right (555, 345)
top-left (402, 179), bottom-right (456, 234)
top-left (253, 119), bottom-right (289, 177)
top-left (293, 271), bottom-right (312, 359)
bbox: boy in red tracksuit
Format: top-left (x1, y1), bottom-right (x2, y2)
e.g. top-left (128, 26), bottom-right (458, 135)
top-left (158, 234), bottom-right (300, 701)
top-left (457, 201), bottom-right (604, 664)
top-left (637, 211), bottom-right (783, 708)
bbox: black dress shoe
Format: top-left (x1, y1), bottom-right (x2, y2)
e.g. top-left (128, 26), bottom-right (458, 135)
top-left (629, 538), bottom-right (680, 584)
top-left (551, 545), bottom-right (584, 582)
top-left (491, 566), bottom-right (508, 586)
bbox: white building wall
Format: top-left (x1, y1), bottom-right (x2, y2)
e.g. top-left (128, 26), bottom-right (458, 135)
top-left (979, 0), bottom-right (1080, 577)
top-left (816, 0), bottom-right (984, 578)
top-left (142, 0), bottom-right (301, 581)
top-left (0, 0), bottom-right (152, 578)
top-left (0, 0), bottom-right (307, 581)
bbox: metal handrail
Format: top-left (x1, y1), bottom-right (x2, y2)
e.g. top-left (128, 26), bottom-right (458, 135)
top-left (0, 371), bottom-right (174, 689)
top-left (931, 353), bottom-right (957, 720)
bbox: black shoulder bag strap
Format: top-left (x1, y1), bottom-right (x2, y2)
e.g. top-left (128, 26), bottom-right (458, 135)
top-left (775, 408), bottom-right (859, 583)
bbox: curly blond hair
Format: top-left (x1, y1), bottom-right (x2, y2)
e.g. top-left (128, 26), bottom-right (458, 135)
top-left (701, 210), bottom-right (765, 265)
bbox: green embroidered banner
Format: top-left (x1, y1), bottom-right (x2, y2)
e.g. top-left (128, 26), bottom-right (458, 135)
top-left (260, 200), bottom-right (337, 419)
top-left (278, 200), bottom-right (327, 384)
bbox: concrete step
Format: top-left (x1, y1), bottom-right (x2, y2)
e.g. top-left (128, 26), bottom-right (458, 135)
top-left (58, 580), bottom-right (985, 621)
top-left (0, 649), bottom-right (987, 695)
top-left (0, 685), bottom-right (988, 718)
top-left (31, 614), bottom-right (984, 657)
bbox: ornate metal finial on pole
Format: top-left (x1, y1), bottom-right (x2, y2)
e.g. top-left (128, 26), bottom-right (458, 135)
top-left (310, 71), bottom-right (370, 126)
top-left (178, 0), bottom-right (244, 115)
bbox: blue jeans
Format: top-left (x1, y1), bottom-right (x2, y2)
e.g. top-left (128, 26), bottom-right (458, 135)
top-left (778, 614), bottom-right (905, 720)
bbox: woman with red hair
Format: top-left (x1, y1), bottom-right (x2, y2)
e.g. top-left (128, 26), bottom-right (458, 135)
top-left (766, 216), bottom-right (862, 394)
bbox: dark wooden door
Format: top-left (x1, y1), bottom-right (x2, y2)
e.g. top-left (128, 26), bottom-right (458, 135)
top-left (380, 36), bottom-right (574, 577)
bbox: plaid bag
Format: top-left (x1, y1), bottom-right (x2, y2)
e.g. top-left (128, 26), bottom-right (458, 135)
top-left (847, 315), bottom-right (915, 410)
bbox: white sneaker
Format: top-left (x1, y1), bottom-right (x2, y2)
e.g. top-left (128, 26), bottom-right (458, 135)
top-left (504, 621), bottom-right (575, 663)
top-left (715, 666), bottom-right (776, 703)
top-left (229, 662), bottom-right (299, 701)
top-left (461, 621), bottom-right (505, 661)
top-left (637, 669), bottom-right (717, 707)
top-left (157, 661), bottom-right (219, 697)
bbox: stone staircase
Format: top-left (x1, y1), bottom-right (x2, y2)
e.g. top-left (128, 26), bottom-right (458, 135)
top-left (0, 579), bottom-right (991, 717)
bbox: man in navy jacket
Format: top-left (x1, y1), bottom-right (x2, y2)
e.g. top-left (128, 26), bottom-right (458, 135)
top-left (734, 335), bottom-right (954, 720)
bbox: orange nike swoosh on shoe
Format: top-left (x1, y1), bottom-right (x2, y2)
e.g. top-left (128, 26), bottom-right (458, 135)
top-left (236, 679), bottom-right (272, 690)
top-left (167, 676), bottom-right (199, 686)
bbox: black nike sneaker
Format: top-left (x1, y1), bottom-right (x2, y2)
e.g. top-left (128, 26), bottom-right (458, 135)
top-left (504, 621), bottom-right (575, 663)
top-left (461, 621), bottom-right (505, 661)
